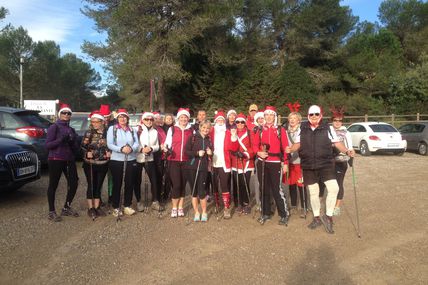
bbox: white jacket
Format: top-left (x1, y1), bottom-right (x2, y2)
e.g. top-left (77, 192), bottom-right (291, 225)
top-left (135, 124), bottom-right (159, 163)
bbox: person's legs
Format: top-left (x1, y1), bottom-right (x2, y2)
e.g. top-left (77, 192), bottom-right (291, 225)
top-left (324, 179), bottom-right (339, 217)
top-left (47, 160), bottom-right (65, 212)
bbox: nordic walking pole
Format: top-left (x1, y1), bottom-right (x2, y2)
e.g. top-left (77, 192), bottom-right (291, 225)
top-left (186, 158), bottom-right (202, 225)
top-left (258, 145), bottom-right (267, 224)
top-left (350, 158), bottom-right (361, 238)
top-left (240, 157), bottom-right (251, 210)
top-left (235, 157), bottom-right (241, 215)
top-left (90, 161), bottom-right (96, 221)
top-left (117, 153), bottom-right (128, 223)
top-left (301, 184), bottom-right (307, 219)
top-left (143, 165), bottom-right (150, 214)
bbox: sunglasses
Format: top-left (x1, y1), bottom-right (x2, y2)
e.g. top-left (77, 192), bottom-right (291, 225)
top-left (309, 113), bottom-right (320, 117)
top-left (60, 112), bottom-right (72, 116)
top-left (236, 121), bottom-right (246, 124)
top-left (333, 119), bottom-right (343, 122)
top-left (144, 118), bottom-right (154, 121)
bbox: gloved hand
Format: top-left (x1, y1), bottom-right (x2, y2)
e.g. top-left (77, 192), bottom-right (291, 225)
top-left (348, 157), bottom-right (354, 167)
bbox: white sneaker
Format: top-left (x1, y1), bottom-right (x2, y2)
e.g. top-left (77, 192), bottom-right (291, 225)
top-left (137, 202), bottom-right (144, 212)
top-left (112, 208), bottom-right (122, 217)
top-left (124, 207), bottom-right (136, 216)
top-left (171, 208), bottom-right (178, 218)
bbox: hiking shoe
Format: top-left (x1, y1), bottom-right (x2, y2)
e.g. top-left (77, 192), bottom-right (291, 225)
top-left (48, 211), bottom-right (62, 222)
top-left (333, 207), bottom-right (341, 216)
top-left (171, 208), bottom-right (178, 218)
top-left (236, 206), bottom-right (243, 214)
top-left (223, 208), bottom-right (231, 219)
top-left (112, 208), bottom-right (123, 217)
top-left (177, 208), bottom-right (185, 217)
top-left (321, 215), bottom-right (335, 234)
top-left (151, 201), bottom-right (161, 211)
top-left (299, 209), bottom-right (307, 219)
top-left (95, 207), bottom-right (106, 217)
top-left (201, 213), bottom-right (208, 222)
top-left (193, 213), bottom-right (201, 222)
top-left (258, 215), bottom-right (271, 225)
top-left (137, 202), bottom-right (145, 212)
top-left (243, 205), bottom-right (251, 215)
top-left (61, 206), bottom-right (79, 217)
top-left (278, 215), bottom-right (289, 226)
top-left (87, 208), bottom-right (97, 219)
top-left (308, 217), bottom-right (322, 229)
top-left (124, 207), bottom-right (136, 216)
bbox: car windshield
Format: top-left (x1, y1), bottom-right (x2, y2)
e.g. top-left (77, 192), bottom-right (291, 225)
top-left (17, 112), bottom-right (51, 128)
top-left (369, 124), bottom-right (397, 132)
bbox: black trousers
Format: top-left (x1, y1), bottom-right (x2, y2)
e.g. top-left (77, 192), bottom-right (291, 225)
top-left (289, 185), bottom-right (308, 208)
top-left (231, 170), bottom-right (251, 206)
top-left (134, 161), bottom-right (159, 203)
top-left (47, 160), bottom-right (79, 212)
top-left (185, 169), bottom-right (208, 199)
top-left (109, 160), bottom-right (137, 209)
top-left (319, 161), bottom-right (347, 200)
top-left (212, 167), bottom-right (230, 194)
top-left (257, 162), bottom-right (287, 218)
top-left (154, 151), bottom-right (171, 202)
top-left (168, 161), bottom-right (187, 199)
top-left (83, 162), bottom-right (108, 200)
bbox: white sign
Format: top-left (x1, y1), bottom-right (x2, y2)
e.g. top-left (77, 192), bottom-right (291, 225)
top-left (24, 100), bottom-right (57, 115)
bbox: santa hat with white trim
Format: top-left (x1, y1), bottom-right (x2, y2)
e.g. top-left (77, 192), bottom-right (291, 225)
top-left (176, 108), bottom-right (190, 118)
top-left (214, 110), bottom-right (226, 123)
top-left (116, 108), bottom-right (129, 118)
top-left (58, 102), bottom-right (72, 117)
top-left (264, 106), bottom-right (278, 125)
top-left (235, 113), bottom-right (247, 123)
top-left (226, 109), bottom-right (237, 118)
top-left (254, 111), bottom-right (265, 126)
top-left (89, 110), bottom-right (104, 121)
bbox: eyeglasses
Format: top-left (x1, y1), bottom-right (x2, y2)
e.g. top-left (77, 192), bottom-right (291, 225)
top-left (333, 119), bottom-right (343, 122)
top-left (60, 112), bottom-right (72, 116)
top-left (144, 118), bottom-right (154, 121)
top-left (309, 113), bottom-right (320, 117)
top-left (236, 121), bottom-right (246, 124)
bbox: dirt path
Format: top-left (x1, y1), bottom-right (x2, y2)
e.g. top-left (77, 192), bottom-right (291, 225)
top-left (0, 153), bottom-right (427, 284)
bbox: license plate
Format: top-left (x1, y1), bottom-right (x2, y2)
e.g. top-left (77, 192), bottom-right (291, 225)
top-left (16, 165), bottom-right (36, 177)
top-left (388, 143), bottom-right (399, 147)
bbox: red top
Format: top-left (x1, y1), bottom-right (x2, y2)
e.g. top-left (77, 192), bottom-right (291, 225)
top-left (230, 128), bottom-right (254, 173)
top-left (166, 125), bottom-right (193, 162)
top-left (252, 124), bottom-right (289, 164)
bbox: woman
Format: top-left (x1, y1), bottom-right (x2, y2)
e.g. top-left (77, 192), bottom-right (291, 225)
top-left (210, 111), bottom-right (234, 219)
top-left (184, 120), bottom-right (213, 222)
top-left (107, 109), bottom-right (139, 217)
top-left (135, 112), bottom-right (160, 212)
top-left (162, 113), bottom-right (174, 134)
top-left (230, 113), bottom-right (254, 215)
top-left (81, 110), bottom-right (110, 219)
top-left (330, 107), bottom-right (353, 216)
top-left (226, 109), bottom-right (237, 130)
top-left (164, 108), bottom-right (193, 218)
top-left (251, 110), bottom-right (265, 212)
top-left (284, 105), bottom-right (307, 218)
top-left (45, 103), bottom-right (79, 222)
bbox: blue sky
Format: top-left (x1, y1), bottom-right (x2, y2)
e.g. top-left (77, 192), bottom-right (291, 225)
top-left (0, 0), bottom-right (383, 85)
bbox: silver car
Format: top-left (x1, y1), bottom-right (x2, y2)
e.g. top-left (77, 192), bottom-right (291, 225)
top-left (398, 122), bottom-right (428, 155)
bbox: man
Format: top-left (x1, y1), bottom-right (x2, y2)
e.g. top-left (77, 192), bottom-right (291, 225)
top-left (286, 105), bottom-right (355, 234)
top-left (247, 103), bottom-right (258, 131)
top-left (192, 110), bottom-right (207, 132)
top-left (252, 106), bottom-right (289, 226)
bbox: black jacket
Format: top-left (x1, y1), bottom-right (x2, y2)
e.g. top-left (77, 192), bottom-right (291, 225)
top-left (184, 131), bottom-right (212, 171)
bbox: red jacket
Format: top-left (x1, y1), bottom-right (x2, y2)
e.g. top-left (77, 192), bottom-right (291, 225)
top-left (252, 124), bottom-right (289, 164)
top-left (230, 128), bottom-right (254, 173)
top-left (165, 124), bottom-right (193, 162)
top-left (210, 127), bottom-right (234, 172)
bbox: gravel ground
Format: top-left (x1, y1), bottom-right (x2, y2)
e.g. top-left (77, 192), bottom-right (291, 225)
top-left (0, 152), bottom-right (427, 284)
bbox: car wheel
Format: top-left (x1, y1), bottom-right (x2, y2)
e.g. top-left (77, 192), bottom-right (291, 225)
top-left (418, 143), bottom-right (427, 155)
top-left (359, 141), bottom-right (371, 156)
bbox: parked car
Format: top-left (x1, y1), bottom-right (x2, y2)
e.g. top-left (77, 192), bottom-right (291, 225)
top-left (398, 122), bottom-right (428, 155)
top-left (0, 107), bottom-right (51, 165)
top-left (68, 113), bottom-right (90, 146)
top-left (347, 122), bottom-right (407, 156)
top-left (0, 137), bottom-right (41, 191)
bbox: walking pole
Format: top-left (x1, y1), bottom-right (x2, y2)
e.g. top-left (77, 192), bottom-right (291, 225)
top-left (90, 161), bottom-right (96, 221)
top-left (117, 153), bottom-right (128, 223)
top-left (159, 152), bottom-right (170, 219)
top-left (235, 157), bottom-right (241, 215)
top-left (240, 157), bottom-right (251, 211)
top-left (300, 184), bottom-right (307, 219)
top-left (258, 145), bottom-right (267, 225)
top-left (143, 164), bottom-right (150, 214)
top-left (350, 158), bottom-right (361, 238)
top-left (186, 158), bottom-right (202, 226)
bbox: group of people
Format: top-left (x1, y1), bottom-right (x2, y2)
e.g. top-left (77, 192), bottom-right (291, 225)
top-left (45, 101), bottom-right (354, 234)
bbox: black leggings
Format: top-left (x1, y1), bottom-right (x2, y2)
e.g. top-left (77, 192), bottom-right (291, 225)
top-left (185, 169), bottom-right (208, 199)
top-left (47, 160), bottom-right (79, 212)
top-left (83, 162), bottom-right (108, 199)
top-left (289, 185), bottom-right (308, 208)
top-left (154, 152), bottom-right (171, 202)
top-left (212, 167), bottom-right (230, 195)
top-left (257, 162), bottom-right (287, 217)
top-left (168, 161), bottom-right (187, 199)
top-left (134, 161), bottom-right (159, 203)
top-left (231, 171), bottom-right (251, 206)
top-left (109, 160), bottom-right (137, 209)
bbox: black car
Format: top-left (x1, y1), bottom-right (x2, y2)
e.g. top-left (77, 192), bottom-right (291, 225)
top-left (0, 107), bottom-right (51, 165)
top-left (0, 137), bottom-right (41, 191)
top-left (398, 122), bottom-right (428, 155)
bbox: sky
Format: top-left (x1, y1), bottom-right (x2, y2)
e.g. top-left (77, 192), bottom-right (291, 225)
top-left (0, 0), bottom-right (384, 86)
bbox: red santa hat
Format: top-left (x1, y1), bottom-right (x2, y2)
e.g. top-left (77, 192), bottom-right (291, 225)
top-left (176, 108), bottom-right (190, 118)
top-left (99, 104), bottom-right (111, 117)
top-left (89, 110), bottom-right (104, 121)
top-left (141, 112), bottom-right (154, 121)
top-left (264, 106), bottom-right (278, 125)
top-left (152, 111), bottom-right (161, 118)
top-left (58, 103), bottom-right (72, 117)
top-left (214, 110), bottom-right (226, 122)
top-left (116, 108), bottom-right (129, 118)
top-left (227, 109), bottom-right (237, 118)
top-left (235, 113), bottom-right (247, 123)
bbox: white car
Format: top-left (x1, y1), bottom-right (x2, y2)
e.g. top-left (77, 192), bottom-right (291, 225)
top-left (347, 122), bottom-right (407, 156)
